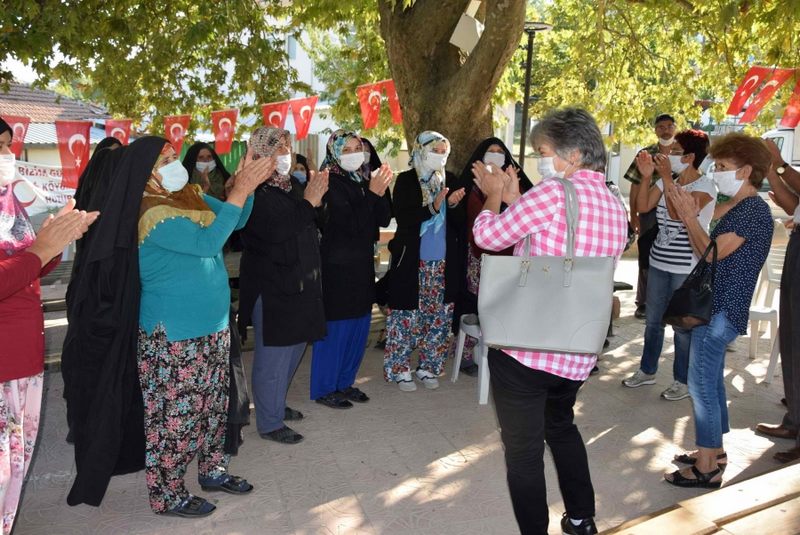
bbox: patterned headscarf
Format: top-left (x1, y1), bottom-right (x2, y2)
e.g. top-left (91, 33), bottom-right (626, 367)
top-left (0, 184), bottom-right (36, 256)
top-left (249, 127), bottom-right (293, 193)
top-left (321, 129), bottom-right (365, 183)
top-left (138, 143), bottom-right (215, 244)
top-left (409, 131), bottom-right (450, 207)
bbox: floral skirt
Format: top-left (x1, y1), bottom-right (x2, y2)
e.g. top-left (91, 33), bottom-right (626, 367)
top-left (1, 372), bottom-right (43, 535)
top-left (137, 326), bottom-right (230, 513)
top-left (384, 260), bottom-right (454, 381)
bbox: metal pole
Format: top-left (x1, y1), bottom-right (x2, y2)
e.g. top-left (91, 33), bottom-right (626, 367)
top-left (518, 30), bottom-right (534, 171)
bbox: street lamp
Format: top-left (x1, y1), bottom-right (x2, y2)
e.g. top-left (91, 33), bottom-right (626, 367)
top-left (518, 21), bottom-right (552, 171)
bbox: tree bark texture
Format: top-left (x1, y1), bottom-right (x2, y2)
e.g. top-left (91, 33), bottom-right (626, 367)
top-left (378, 0), bottom-right (526, 174)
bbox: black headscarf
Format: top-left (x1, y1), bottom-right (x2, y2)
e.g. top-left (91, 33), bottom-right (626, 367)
top-left (0, 117), bottom-right (11, 138)
top-left (64, 136), bottom-right (166, 507)
top-left (459, 137), bottom-right (532, 194)
top-left (182, 141), bottom-right (231, 181)
top-left (295, 153), bottom-right (310, 175)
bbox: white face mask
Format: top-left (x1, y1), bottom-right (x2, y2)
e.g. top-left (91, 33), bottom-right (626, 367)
top-left (483, 152), bottom-right (506, 169)
top-left (340, 152), bottom-right (366, 172)
top-left (669, 155), bottom-right (689, 174)
top-left (0, 153), bottom-right (15, 187)
top-left (195, 160), bottom-right (216, 173)
top-left (423, 152), bottom-right (447, 173)
top-left (157, 160), bottom-right (190, 192)
top-left (537, 156), bottom-right (564, 179)
top-left (275, 154), bottom-right (293, 175)
top-left (710, 168), bottom-right (744, 197)
top-left (659, 137), bottom-right (675, 146)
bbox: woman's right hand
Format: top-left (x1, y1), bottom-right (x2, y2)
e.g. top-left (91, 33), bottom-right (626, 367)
top-left (304, 169), bottom-right (329, 207)
top-left (231, 146), bottom-right (276, 196)
top-left (28, 199), bottom-right (99, 264)
top-left (635, 151), bottom-right (655, 180)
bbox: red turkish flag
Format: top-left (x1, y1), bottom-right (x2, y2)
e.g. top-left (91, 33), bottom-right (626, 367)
top-left (261, 101), bottom-right (290, 129)
top-left (356, 82), bottom-right (383, 130)
top-left (105, 119), bottom-right (132, 145)
top-left (727, 66), bottom-right (773, 116)
top-left (384, 80), bottom-right (403, 125)
top-left (2, 115), bottom-right (30, 158)
top-left (211, 109), bottom-right (238, 155)
top-left (780, 79), bottom-right (800, 128)
top-left (164, 114), bottom-right (191, 153)
top-left (289, 96), bottom-right (318, 141)
top-left (55, 120), bottom-right (92, 189)
top-left (739, 68), bottom-right (796, 123)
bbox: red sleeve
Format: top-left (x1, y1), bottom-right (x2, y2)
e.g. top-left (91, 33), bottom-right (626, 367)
top-left (0, 251), bottom-right (42, 301)
top-left (39, 253), bottom-right (61, 277)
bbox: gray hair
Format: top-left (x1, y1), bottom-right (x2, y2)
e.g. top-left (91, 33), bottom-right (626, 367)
top-left (530, 108), bottom-right (606, 172)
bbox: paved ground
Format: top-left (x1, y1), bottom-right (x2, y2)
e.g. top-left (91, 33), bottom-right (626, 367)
top-left (15, 259), bottom-right (793, 535)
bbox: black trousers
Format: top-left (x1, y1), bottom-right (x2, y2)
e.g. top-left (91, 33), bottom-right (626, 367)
top-left (489, 348), bottom-right (595, 535)
top-left (780, 231), bottom-right (800, 447)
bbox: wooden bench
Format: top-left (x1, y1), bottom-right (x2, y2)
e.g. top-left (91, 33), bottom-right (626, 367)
top-left (602, 463), bottom-right (800, 534)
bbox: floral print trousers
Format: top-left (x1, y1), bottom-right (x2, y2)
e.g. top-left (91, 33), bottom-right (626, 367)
top-left (137, 326), bottom-right (230, 513)
top-left (1, 373), bottom-right (42, 535)
top-left (384, 260), bottom-right (454, 382)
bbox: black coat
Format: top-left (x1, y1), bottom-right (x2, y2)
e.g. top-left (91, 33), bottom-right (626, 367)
top-left (238, 182), bottom-right (326, 346)
top-left (386, 169), bottom-right (466, 310)
top-left (319, 173), bottom-right (391, 320)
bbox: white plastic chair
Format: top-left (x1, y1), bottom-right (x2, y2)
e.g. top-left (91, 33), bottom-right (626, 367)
top-left (451, 314), bottom-right (490, 405)
top-left (749, 238), bottom-right (785, 382)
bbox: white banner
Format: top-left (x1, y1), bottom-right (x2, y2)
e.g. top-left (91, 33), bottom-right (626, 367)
top-left (11, 161), bottom-right (75, 218)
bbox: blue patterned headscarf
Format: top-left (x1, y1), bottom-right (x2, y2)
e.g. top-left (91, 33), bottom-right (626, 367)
top-left (409, 131), bottom-right (450, 206)
top-left (321, 129), bottom-right (365, 183)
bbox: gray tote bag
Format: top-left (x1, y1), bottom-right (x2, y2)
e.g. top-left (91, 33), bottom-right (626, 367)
top-left (477, 178), bottom-right (615, 355)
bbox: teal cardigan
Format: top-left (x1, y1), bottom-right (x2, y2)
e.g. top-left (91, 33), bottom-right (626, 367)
top-left (138, 194), bottom-right (253, 342)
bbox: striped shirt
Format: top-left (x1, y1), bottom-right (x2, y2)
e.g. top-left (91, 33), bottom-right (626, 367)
top-left (649, 176), bottom-right (715, 274)
top-left (473, 170), bottom-right (628, 381)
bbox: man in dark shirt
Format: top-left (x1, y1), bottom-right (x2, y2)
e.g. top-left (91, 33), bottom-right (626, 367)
top-left (623, 113), bottom-right (679, 319)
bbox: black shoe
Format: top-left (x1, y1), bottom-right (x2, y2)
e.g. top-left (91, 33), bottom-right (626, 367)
top-left (163, 495), bottom-right (216, 518)
top-left (781, 397), bottom-right (788, 407)
top-left (634, 305), bottom-right (646, 319)
top-left (460, 363), bottom-right (479, 377)
top-left (284, 406), bottom-right (304, 421)
top-left (560, 513), bottom-right (597, 535)
top-left (603, 338), bottom-right (610, 349)
top-left (315, 392), bottom-right (353, 409)
top-left (260, 425), bottom-right (304, 444)
top-left (340, 386), bottom-right (369, 403)
top-left (589, 365), bottom-right (599, 376)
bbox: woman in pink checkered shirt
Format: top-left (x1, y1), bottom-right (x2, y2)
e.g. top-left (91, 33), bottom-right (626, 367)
top-left (472, 108), bottom-right (628, 535)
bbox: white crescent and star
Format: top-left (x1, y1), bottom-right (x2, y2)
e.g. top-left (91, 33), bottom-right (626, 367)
top-left (170, 123), bottom-right (185, 140)
top-left (67, 133), bottom-right (86, 157)
top-left (738, 74), bottom-right (762, 97)
top-left (12, 123), bottom-right (26, 138)
top-left (368, 90), bottom-right (382, 108)
top-left (300, 105), bottom-right (312, 120)
top-left (268, 111), bottom-right (284, 127)
top-left (110, 127), bottom-right (127, 141)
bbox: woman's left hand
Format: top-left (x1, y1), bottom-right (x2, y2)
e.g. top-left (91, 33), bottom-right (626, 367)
top-left (666, 185), bottom-right (699, 222)
top-left (369, 163), bottom-right (393, 196)
top-left (472, 161), bottom-right (507, 198)
top-left (653, 153), bottom-right (672, 180)
top-left (447, 187), bottom-right (466, 208)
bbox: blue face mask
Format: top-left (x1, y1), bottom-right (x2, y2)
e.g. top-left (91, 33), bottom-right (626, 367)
top-left (291, 170), bottom-right (307, 184)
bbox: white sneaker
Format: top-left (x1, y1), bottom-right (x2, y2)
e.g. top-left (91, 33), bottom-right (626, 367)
top-left (661, 381), bottom-right (690, 401)
top-left (396, 371), bottom-right (417, 392)
top-left (622, 369), bottom-right (656, 388)
top-left (414, 368), bottom-right (440, 390)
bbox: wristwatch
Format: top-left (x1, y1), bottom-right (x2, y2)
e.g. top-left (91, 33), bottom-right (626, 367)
top-left (776, 163), bottom-right (787, 176)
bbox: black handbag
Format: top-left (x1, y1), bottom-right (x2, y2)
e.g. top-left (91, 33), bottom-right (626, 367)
top-left (663, 240), bottom-right (717, 329)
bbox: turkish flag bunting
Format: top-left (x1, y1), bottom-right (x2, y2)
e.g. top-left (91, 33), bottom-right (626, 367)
top-left (105, 119), bottom-right (132, 145)
top-left (384, 80), bottom-right (403, 125)
top-left (739, 68), bottom-right (796, 123)
top-left (356, 82), bottom-right (383, 130)
top-left (290, 96), bottom-right (318, 141)
top-left (780, 79), bottom-right (800, 128)
top-left (55, 120), bottom-right (92, 189)
top-left (2, 115), bottom-right (30, 158)
top-left (261, 101), bottom-right (291, 129)
top-left (164, 115), bottom-right (191, 154)
top-left (727, 66), bottom-right (773, 116)
top-left (211, 109), bottom-right (238, 155)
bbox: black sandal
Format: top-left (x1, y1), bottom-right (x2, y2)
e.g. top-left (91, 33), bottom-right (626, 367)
top-left (315, 392), bottom-right (353, 409)
top-left (673, 452), bottom-right (727, 466)
top-left (199, 474), bottom-right (254, 495)
top-left (664, 466), bottom-right (723, 489)
top-left (164, 495), bottom-right (216, 518)
top-left (284, 406), bottom-right (304, 421)
top-left (260, 425), bottom-right (304, 444)
top-left (340, 387), bottom-right (369, 403)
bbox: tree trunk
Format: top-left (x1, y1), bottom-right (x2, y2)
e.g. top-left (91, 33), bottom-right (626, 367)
top-left (378, 0), bottom-right (526, 174)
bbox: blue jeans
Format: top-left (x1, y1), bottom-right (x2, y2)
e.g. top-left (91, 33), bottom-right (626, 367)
top-left (688, 312), bottom-right (739, 448)
top-left (640, 266), bottom-right (691, 383)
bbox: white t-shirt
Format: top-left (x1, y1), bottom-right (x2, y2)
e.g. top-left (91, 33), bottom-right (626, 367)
top-left (650, 175), bottom-right (716, 274)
